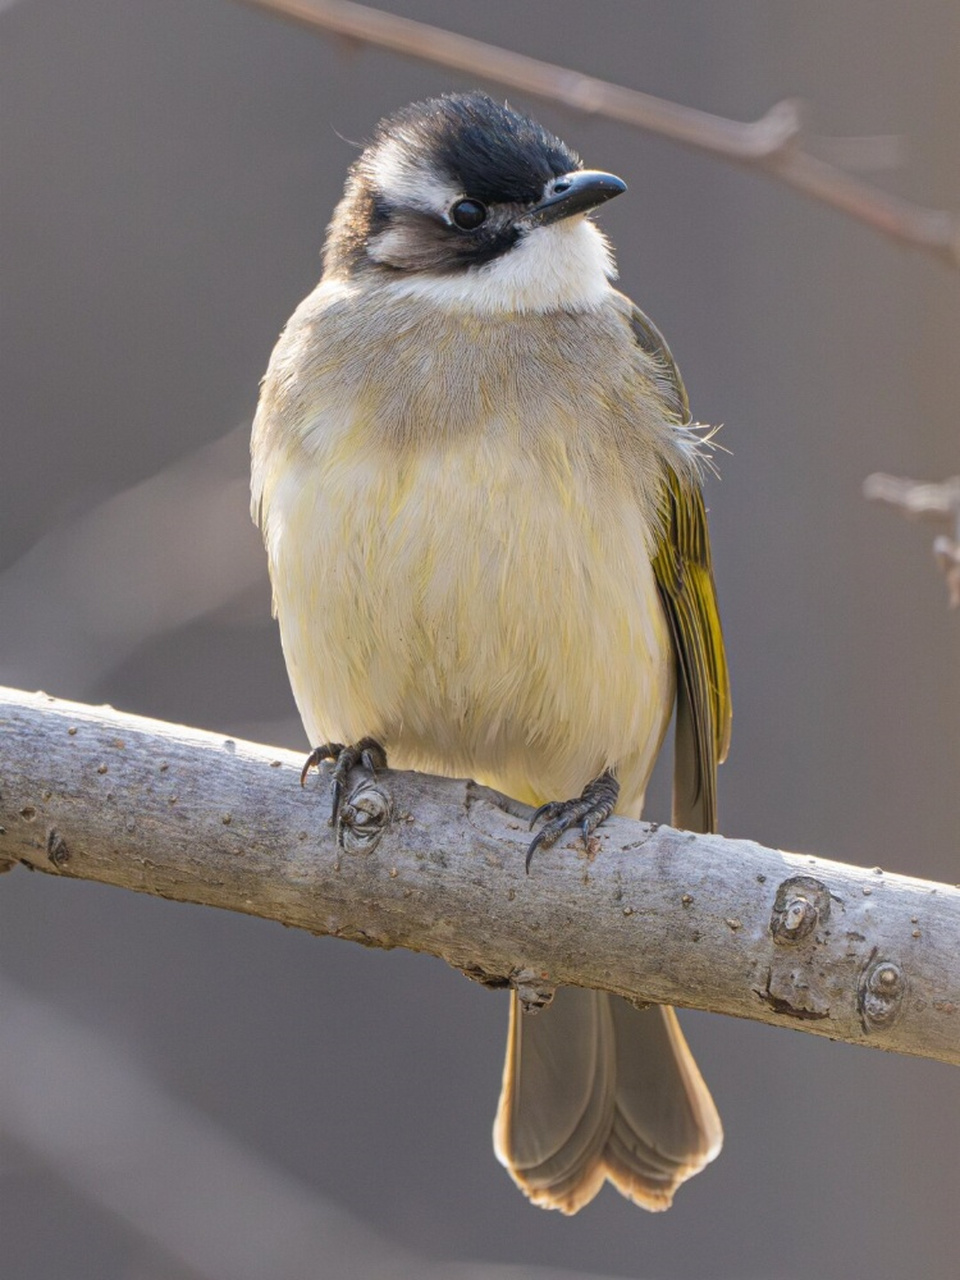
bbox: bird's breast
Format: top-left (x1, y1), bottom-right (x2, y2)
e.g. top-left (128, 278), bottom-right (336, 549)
top-left (253, 294), bottom-right (677, 810)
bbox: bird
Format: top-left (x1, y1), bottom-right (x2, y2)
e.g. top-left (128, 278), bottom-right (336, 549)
top-left (251, 91), bottom-right (731, 1214)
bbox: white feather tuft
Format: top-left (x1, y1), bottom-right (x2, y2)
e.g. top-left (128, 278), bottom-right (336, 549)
top-left (383, 217), bottom-right (617, 315)
top-left (365, 137), bottom-right (460, 213)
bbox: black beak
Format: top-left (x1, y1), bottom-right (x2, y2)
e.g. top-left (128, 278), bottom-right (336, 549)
top-left (530, 170), bottom-right (627, 225)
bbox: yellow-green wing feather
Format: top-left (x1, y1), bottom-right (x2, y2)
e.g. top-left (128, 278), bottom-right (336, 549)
top-left (652, 472), bottom-right (731, 834)
top-left (630, 306), bottom-right (731, 835)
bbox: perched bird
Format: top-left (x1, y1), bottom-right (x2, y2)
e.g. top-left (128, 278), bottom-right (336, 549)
top-left (251, 92), bottom-right (731, 1213)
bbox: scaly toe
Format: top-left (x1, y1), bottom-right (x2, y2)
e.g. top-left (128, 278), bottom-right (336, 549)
top-left (357, 738), bottom-right (388, 773)
top-left (300, 739), bottom-right (387, 825)
top-left (525, 771), bottom-right (620, 873)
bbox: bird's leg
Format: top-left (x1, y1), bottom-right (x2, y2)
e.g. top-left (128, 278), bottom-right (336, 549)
top-left (300, 737), bottom-right (388, 825)
top-left (526, 770), bottom-right (619, 871)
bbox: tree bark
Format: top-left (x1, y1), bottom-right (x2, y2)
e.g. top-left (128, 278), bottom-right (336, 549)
top-left (1, 686), bottom-right (957, 1065)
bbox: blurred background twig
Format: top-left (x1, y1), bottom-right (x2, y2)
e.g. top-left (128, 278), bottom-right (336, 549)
top-left (864, 473), bottom-right (960, 605)
top-left (238, 0), bottom-right (960, 267)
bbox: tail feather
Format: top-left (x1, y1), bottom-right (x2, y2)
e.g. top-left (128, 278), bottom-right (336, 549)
top-left (495, 989), bottom-right (721, 1213)
top-left (494, 987), bottom-right (614, 1213)
top-left (605, 1000), bottom-right (722, 1210)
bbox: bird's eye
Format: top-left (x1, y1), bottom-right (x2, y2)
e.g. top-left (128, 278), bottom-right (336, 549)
top-left (449, 198), bottom-right (488, 230)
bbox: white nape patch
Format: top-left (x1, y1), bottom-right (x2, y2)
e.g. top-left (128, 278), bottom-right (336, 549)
top-left (367, 136), bottom-right (460, 214)
top-left (383, 217), bottom-right (618, 315)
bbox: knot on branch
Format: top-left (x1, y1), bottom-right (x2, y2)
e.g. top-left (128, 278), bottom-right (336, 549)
top-left (760, 875), bottom-right (833, 1019)
top-left (512, 969), bottom-right (557, 1015)
top-left (858, 957), bottom-right (905, 1032)
top-left (337, 781), bottom-right (392, 855)
top-left (770, 876), bottom-right (832, 944)
top-left (45, 828), bottom-right (71, 870)
top-left (742, 97), bottom-right (803, 159)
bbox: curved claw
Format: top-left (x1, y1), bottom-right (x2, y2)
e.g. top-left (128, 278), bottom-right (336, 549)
top-left (528, 799), bottom-right (565, 830)
top-left (525, 770), bottom-right (620, 874)
top-left (524, 827), bottom-right (552, 873)
top-left (300, 742), bottom-right (344, 788)
top-left (329, 777), bottom-right (346, 826)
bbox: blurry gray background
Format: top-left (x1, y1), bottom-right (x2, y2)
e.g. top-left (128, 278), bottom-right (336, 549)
top-left (2, 1), bottom-right (958, 1277)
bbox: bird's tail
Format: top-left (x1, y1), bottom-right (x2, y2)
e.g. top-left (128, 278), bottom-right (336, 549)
top-left (493, 986), bottom-right (721, 1213)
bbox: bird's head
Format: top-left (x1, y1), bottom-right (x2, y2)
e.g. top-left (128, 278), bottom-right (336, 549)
top-left (323, 93), bottom-right (627, 313)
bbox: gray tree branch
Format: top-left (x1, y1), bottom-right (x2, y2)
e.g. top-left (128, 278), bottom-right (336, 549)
top-left (1, 686), bottom-right (957, 1065)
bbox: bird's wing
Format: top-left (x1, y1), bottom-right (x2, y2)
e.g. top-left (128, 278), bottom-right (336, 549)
top-left (629, 304), bottom-right (690, 426)
top-left (630, 306), bottom-right (731, 834)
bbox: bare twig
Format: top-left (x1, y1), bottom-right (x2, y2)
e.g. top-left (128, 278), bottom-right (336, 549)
top-left (236, 0), bottom-right (960, 268)
top-left (2, 686), bottom-right (958, 1065)
top-left (864, 473), bottom-right (960, 606)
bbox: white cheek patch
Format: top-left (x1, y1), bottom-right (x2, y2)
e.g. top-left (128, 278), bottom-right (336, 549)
top-left (366, 226), bottom-right (408, 266)
top-left (367, 137), bottom-right (460, 216)
top-left (383, 217), bottom-right (618, 315)
top-left (366, 224), bottom-right (428, 269)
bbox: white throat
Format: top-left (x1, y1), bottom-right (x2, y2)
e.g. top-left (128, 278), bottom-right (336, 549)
top-left (382, 217), bottom-right (617, 315)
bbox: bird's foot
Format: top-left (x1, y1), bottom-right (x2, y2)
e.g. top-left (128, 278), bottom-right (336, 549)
top-left (300, 737), bottom-right (388, 825)
top-left (526, 770), bottom-right (619, 872)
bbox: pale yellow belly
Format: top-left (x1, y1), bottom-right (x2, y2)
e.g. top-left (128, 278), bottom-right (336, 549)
top-left (264, 431), bottom-right (674, 815)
